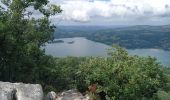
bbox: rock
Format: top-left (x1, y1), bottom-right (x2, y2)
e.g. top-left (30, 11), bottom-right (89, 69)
top-left (57, 89), bottom-right (89, 100)
top-left (0, 82), bottom-right (89, 100)
top-left (0, 81), bottom-right (43, 100)
top-left (0, 90), bottom-right (13, 100)
top-left (44, 91), bottom-right (57, 100)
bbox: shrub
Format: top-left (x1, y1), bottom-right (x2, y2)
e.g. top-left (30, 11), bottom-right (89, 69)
top-left (76, 46), bottom-right (167, 99)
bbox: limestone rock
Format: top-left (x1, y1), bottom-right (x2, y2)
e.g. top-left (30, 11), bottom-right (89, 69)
top-left (44, 91), bottom-right (57, 100)
top-left (0, 81), bottom-right (43, 100)
top-left (0, 90), bottom-right (14, 100)
top-left (57, 89), bottom-right (89, 100)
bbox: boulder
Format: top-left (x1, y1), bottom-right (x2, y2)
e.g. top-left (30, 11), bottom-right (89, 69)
top-left (44, 91), bottom-right (57, 100)
top-left (0, 90), bottom-right (14, 100)
top-left (0, 81), bottom-right (43, 100)
top-left (57, 89), bottom-right (89, 100)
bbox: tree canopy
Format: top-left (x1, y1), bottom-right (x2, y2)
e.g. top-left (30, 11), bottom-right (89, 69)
top-left (0, 0), bottom-right (61, 82)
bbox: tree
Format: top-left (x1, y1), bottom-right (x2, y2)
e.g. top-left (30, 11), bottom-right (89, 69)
top-left (76, 46), bottom-right (167, 99)
top-left (0, 0), bottom-right (61, 82)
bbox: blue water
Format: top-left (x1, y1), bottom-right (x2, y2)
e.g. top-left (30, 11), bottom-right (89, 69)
top-left (43, 37), bottom-right (170, 67)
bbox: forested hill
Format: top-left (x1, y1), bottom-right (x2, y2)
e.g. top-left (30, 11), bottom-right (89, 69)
top-left (54, 25), bottom-right (170, 50)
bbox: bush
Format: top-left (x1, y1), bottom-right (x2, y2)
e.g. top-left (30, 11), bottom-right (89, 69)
top-left (76, 46), bottom-right (167, 99)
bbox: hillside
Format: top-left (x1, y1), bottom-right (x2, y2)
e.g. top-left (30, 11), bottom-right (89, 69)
top-left (54, 25), bottom-right (170, 50)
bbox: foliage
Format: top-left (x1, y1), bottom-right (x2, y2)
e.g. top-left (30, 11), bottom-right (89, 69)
top-left (0, 0), bottom-right (61, 82)
top-left (157, 91), bottom-right (170, 100)
top-left (76, 46), bottom-right (167, 99)
top-left (47, 57), bottom-right (86, 91)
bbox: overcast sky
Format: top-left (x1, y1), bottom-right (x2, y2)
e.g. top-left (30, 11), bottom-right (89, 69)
top-left (1, 0), bottom-right (170, 25)
top-left (48, 0), bottom-right (170, 25)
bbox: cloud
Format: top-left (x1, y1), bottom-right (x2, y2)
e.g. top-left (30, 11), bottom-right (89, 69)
top-left (50, 0), bottom-right (170, 22)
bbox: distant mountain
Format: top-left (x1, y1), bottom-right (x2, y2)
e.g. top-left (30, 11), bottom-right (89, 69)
top-left (54, 25), bottom-right (170, 50)
top-left (54, 25), bottom-right (127, 35)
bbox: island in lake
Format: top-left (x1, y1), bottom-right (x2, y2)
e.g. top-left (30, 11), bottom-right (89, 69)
top-left (48, 40), bottom-right (64, 44)
top-left (67, 41), bottom-right (75, 44)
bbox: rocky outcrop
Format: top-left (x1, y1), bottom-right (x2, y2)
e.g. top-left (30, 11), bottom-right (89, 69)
top-left (0, 82), bottom-right (89, 100)
top-left (56, 89), bottom-right (89, 100)
top-left (0, 81), bottom-right (43, 100)
top-left (44, 91), bottom-right (57, 100)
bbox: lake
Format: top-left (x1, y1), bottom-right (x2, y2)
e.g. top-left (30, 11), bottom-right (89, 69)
top-left (43, 37), bottom-right (170, 67)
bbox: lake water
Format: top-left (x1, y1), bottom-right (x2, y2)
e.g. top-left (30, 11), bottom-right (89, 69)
top-left (44, 37), bottom-right (170, 67)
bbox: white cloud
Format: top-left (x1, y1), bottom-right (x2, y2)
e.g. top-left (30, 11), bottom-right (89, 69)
top-left (50, 0), bottom-right (170, 23)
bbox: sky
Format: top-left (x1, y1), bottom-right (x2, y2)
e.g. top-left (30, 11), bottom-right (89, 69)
top-left (49, 0), bottom-right (170, 25)
top-left (1, 0), bottom-right (170, 25)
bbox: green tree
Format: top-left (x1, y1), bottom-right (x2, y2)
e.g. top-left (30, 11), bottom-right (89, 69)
top-left (0, 0), bottom-right (61, 82)
top-left (50, 57), bottom-right (86, 91)
top-left (76, 46), bottom-right (167, 99)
